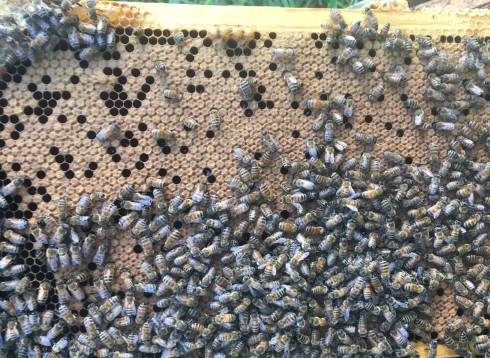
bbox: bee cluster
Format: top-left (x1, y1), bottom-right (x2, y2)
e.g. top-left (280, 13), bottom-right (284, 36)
top-left (0, 3), bottom-right (489, 358)
top-left (0, 0), bottom-right (113, 68)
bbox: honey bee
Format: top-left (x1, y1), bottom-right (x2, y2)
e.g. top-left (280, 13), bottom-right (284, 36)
top-left (283, 71), bottom-right (302, 93)
top-left (368, 83), bottom-right (384, 102)
top-left (354, 131), bottom-right (377, 146)
top-left (239, 79), bottom-right (258, 100)
top-left (96, 123), bottom-right (120, 143)
top-left (272, 48), bottom-right (296, 60)
top-left (156, 62), bottom-right (166, 74)
top-left (163, 89), bottom-right (183, 101)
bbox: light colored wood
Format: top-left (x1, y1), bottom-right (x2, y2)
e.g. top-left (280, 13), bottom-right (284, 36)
top-left (99, 1), bottom-right (490, 35)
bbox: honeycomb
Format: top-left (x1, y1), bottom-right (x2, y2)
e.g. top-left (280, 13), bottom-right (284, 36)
top-left (0, 3), bottom-right (489, 356)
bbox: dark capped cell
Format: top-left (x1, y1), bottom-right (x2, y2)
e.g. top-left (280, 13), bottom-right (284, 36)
top-left (79, 60), bottom-right (89, 69)
top-left (291, 101), bottom-right (299, 109)
top-left (149, 37), bottom-right (158, 46)
top-left (131, 68), bottom-right (141, 77)
top-left (11, 163), bottom-right (21, 171)
top-left (315, 41), bottom-right (323, 49)
top-left (141, 84), bottom-right (150, 93)
top-left (226, 49), bottom-right (234, 57)
top-left (62, 91), bottom-right (71, 100)
top-left (234, 48), bottom-right (242, 56)
top-left (196, 85), bottom-right (204, 93)
top-left (158, 168), bottom-right (167, 176)
top-left (120, 35), bottom-right (129, 44)
top-left (10, 131), bottom-right (19, 140)
top-left (187, 85), bottom-right (195, 93)
top-left (42, 194), bottom-right (51, 202)
top-left (41, 75), bottom-right (51, 84)
top-left (33, 92), bottom-right (42, 100)
top-left (100, 92), bottom-right (109, 101)
top-left (24, 106), bottom-right (34, 116)
top-left (206, 130), bottom-right (215, 139)
top-left (57, 115), bottom-right (67, 123)
top-left (37, 170), bottom-right (46, 179)
top-left (239, 71), bottom-right (247, 78)
top-left (103, 67), bottom-right (112, 76)
top-left (384, 122), bottom-right (393, 130)
top-left (112, 51), bottom-right (121, 60)
top-left (203, 38), bottom-right (212, 47)
top-left (244, 109), bottom-right (253, 117)
top-left (28, 83), bottom-right (37, 92)
top-left (70, 75), bottom-right (80, 84)
top-left (112, 154), bottom-right (121, 163)
top-left (113, 67), bottom-right (122, 77)
top-left (315, 71), bottom-right (323, 80)
top-left (130, 138), bottom-right (138, 147)
top-left (162, 146), bottom-right (171, 154)
top-left (204, 70), bottom-right (213, 78)
top-left (135, 161), bottom-right (144, 170)
top-left (180, 146), bottom-right (189, 154)
top-left (222, 70), bottom-right (230, 79)
top-left (292, 130), bottom-right (300, 138)
top-left (264, 39), bottom-right (272, 48)
top-left (172, 176), bottom-right (181, 184)
top-left (140, 153), bottom-right (149, 162)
